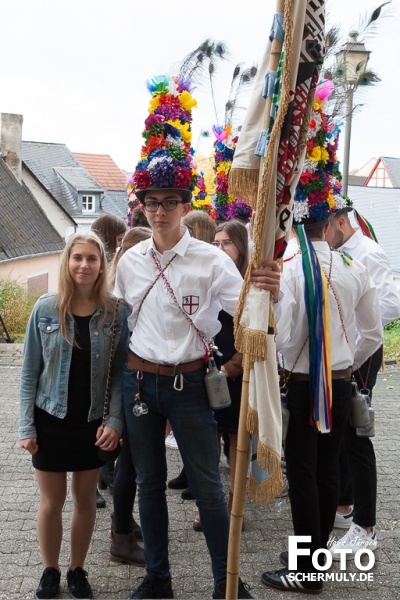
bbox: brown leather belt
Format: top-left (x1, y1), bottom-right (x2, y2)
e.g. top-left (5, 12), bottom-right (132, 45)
top-left (284, 368), bottom-right (352, 382)
top-left (128, 353), bottom-right (205, 377)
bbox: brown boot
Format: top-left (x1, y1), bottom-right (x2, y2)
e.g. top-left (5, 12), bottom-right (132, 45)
top-left (110, 512), bottom-right (143, 541)
top-left (110, 531), bottom-right (145, 566)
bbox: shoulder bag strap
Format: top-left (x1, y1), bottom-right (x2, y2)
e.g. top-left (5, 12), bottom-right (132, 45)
top-left (101, 298), bottom-right (120, 428)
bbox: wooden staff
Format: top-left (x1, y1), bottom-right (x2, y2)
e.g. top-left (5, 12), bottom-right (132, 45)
top-left (225, 1), bottom-right (285, 598)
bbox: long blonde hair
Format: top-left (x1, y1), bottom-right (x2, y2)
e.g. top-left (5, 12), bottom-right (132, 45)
top-left (58, 231), bottom-right (111, 339)
top-left (108, 226), bottom-right (152, 288)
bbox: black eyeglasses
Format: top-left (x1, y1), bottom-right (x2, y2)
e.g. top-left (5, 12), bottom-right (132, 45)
top-left (143, 200), bottom-right (184, 212)
top-left (212, 240), bottom-right (234, 249)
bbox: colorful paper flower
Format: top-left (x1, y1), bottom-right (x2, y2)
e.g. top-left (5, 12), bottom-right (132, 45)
top-left (128, 74), bottom-right (204, 209)
top-left (293, 80), bottom-right (343, 224)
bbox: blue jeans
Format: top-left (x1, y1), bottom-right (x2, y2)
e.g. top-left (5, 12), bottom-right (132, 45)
top-left (123, 361), bottom-right (230, 583)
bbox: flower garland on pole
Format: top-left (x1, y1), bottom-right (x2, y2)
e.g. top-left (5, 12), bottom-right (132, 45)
top-left (191, 169), bottom-right (216, 219)
top-left (213, 124), bottom-right (252, 222)
top-left (293, 79), bottom-right (348, 224)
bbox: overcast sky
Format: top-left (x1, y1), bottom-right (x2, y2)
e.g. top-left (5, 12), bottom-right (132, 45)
top-left (1, 0), bottom-right (398, 177)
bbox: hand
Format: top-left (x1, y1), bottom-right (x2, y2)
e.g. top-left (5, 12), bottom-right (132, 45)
top-left (19, 438), bottom-right (39, 455)
top-left (250, 259), bottom-right (281, 302)
top-left (95, 426), bottom-right (120, 451)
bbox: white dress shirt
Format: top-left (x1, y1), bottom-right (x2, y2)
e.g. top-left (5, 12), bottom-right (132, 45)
top-left (114, 227), bottom-right (243, 364)
top-left (274, 241), bottom-right (383, 372)
top-left (338, 228), bottom-right (400, 326)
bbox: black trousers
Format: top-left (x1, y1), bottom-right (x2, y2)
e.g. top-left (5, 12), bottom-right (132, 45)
top-left (285, 378), bottom-right (352, 573)
top-left (338, 345), bottom-right (383, 527)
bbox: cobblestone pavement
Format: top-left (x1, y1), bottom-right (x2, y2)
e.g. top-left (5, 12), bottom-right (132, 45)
top-left (1, 345), bottom-right (399, 599)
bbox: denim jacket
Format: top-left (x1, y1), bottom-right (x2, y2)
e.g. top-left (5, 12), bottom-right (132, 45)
top-left (19, 293), bottom-right (129, 439)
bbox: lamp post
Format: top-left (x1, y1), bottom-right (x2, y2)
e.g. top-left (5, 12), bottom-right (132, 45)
top-left (335, 32), bottom-right (371, 196)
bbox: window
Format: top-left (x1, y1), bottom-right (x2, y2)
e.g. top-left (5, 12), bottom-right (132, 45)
top-left (82, 195), bottom-right (95, 212)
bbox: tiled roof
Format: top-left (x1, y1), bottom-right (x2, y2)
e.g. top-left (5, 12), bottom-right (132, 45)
top-left (74, 152), bottom-right (127, 191)
top-left (101, 191), bottom-right (129, 220)
top-left (348, 184), bottom-right (400, 275)
top-left (0, 159), bottom-right (64, 261)
top-left (22, 142), bottom-right (103, 218)
top-left (380, 157), bottom-right (400, 188)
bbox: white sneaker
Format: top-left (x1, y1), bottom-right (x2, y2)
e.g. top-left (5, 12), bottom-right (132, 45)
top-left (329, 522), bottom-right (378, 561)
top-left (334, 508), bottom-right (354, 529)
top-left (165, 431), bottom-right (179, 450)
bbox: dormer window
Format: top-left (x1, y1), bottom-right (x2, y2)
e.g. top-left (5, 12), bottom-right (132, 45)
top-left (82, 194), bottom-right (95, 213)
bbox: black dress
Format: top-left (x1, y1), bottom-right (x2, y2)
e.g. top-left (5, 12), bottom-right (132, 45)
top-left (214, 310), bottom-right (242, 434)
top-left (32, 315), bottom-right (104, 472)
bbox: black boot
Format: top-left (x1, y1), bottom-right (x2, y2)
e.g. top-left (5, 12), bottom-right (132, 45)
top-left (96, 489), bottom-right (106, 509)
top-left (167, 467), bottom-right (188, 489)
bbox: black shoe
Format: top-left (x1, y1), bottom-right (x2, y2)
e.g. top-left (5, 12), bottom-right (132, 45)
top-left (96, 489), bottom-right (106, 509)
top-left (168, 468), bottom-right (188, 490)
top-left (280, 551), bottom-right (288, 567)
top-left (213, 578), bottom-right (253, 599)
top-left (261, 567), bottom-right (323, 594)
top-left (35, 567), bottom-right (61, 599)
top-left (128, 574), bottom-right (173, 599)
top-left (279, 552), bottom-right (325, 569)
top-left (66, 567), bottom-right (93, 599)
top-left (181, 487), bottom-right (195, 500)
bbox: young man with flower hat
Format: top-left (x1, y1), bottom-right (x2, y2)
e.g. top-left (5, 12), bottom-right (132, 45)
top-left (261, 81), bottom-right (383, 594)
top-left (114, 75), bottom-right (280, 599)
top-left (325, 204), bottom-right (400, 560)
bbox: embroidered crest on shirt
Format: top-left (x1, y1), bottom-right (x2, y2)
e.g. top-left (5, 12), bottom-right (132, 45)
top-left (182, 296), bottom-right (199, 315)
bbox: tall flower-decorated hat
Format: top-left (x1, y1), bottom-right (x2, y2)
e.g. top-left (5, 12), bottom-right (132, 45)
top-left (293, 79), bottom-right (348, 226)
top-left (213, 124), bottom-right (252, 221)
top-left (128, 75), bottom-right (199, 205)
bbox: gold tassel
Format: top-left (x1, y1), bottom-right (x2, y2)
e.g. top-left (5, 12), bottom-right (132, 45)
top-left (248, 468), bottom-right (284, 506)
top-left (246, 405), bottom-right (259, 437)
top-left (228, 168), bottom-right (260, 208)
top-left (234, 324), bottom-right (269, 361)
top-left (256, 440), bottom-right (281, 475)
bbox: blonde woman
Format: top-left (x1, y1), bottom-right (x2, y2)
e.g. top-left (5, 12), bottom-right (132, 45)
top-left (19, 232), bottom-right (129, 599)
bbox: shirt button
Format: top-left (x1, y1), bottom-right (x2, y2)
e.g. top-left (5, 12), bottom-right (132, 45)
top-left (96, 354), bottom-right (100, 359)
top-left (94, 331), bottom-right (99, 336)
top-left (47, 326), bottom-right (51, 331)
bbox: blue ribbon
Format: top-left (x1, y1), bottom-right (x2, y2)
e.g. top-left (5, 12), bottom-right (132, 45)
top-left (262, 70), bottom-right (277, 99)
top-left (269, 12), bottom-right (284, 43)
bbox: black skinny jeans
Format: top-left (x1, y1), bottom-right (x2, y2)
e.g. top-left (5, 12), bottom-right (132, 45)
top-left (285, 378), bottom-right (352, 573)
top-left (338, 345), bottom-right (383, 527)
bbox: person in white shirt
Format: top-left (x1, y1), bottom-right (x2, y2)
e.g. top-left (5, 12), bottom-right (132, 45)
top-left (261, 217), bottom-right (382, 594)
top-left (325, 208), bottom-right (400, 558)
top-left (115, 188), bottom-right (280, 600)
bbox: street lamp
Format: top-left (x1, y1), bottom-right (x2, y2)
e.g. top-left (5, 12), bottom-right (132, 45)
top-left (335, 32), bottom-right (371, 196)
